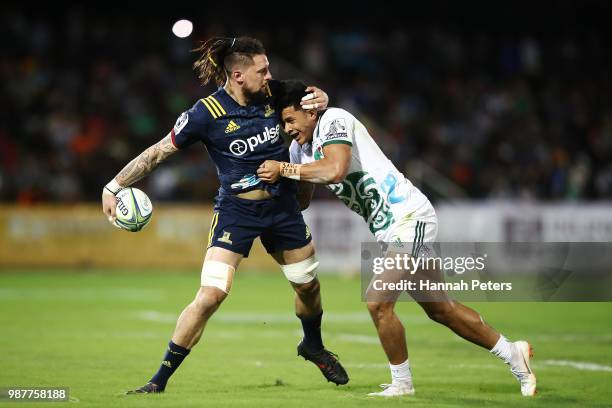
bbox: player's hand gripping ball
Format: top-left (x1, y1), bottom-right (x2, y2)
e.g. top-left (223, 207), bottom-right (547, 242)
top-left (113, 188), bottom-right (153, 232)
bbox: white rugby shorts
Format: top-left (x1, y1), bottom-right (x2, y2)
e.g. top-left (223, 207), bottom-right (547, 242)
top-left (386, 201), bottom-right (438, 255)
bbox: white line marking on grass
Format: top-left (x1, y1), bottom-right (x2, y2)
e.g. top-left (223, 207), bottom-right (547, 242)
top-left (0, 288), bottom-right (165, 301)
top-left (448, 363), bottom-right (500, 370)
top-left (134, 310), bottom-right (425, 324)
top-left (543, 360), bottom-right (612, 372)
top-left (446, 360), bottom-right (612, 373)
top-left (135, 310), bottom-right (176, 323)
top-left (344, 363), bottom-right (388, 369)
top-left (532, 334), bottom-right (612, 342)
top-left (214, 312), bottom-right (381, 323)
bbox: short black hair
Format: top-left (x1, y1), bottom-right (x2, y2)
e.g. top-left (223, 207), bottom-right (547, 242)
top-left (273, 80), bottom-right (308, 113)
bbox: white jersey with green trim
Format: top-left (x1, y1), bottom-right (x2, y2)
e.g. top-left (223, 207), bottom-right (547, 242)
top-left (289, 107), bottom-right (431, 241)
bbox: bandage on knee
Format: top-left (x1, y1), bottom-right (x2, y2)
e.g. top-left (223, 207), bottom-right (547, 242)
top-left (201, 260), bottom-right (235, 293)
top-left (281, 255), bottom-right (319, 284)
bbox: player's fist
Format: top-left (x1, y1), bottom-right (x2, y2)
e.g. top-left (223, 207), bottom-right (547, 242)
top-left (101, 189), bottom-right (119, 226)
top-left (257, 160), bottom-right (281, 183)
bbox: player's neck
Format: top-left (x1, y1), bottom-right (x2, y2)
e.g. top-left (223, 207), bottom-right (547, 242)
top-left (224, 82), bottom-right (249, 106)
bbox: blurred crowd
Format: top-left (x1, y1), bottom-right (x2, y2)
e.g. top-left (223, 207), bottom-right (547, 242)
top-left (1, 5), bottom-right (611, 204)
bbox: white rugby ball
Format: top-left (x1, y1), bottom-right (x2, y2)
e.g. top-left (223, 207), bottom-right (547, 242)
top-left (114, 187), bottom-right (153, 232)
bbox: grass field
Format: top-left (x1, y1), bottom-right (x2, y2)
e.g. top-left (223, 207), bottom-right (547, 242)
top-left (1, 270), bottom-right (611, 407)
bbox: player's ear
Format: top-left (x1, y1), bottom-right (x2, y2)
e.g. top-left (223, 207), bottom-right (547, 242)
top-left (306, 109), bottom-right (317, 120)
top-left (231, 69), bottom-right (243, 84)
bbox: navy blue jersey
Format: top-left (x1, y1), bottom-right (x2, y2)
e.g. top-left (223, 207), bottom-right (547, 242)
top-left (171, 82), bottom-right (295, 197)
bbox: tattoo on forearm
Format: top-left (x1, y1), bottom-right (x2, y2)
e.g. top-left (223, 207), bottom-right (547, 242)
top-left (116, 135), bottom-right (177, 186)
top-left (280, 162), bottom-right (301, 180)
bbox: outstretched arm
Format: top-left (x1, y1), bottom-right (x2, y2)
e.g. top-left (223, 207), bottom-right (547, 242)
top-left (257, 143), bottom-right (351, 185)
top-left (115, 133), bottom-right (178, 187)
top-left (102, 132), bottom-right (178, 222)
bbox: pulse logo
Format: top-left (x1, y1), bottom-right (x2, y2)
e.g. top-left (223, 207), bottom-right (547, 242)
top-left (229, 125), bottom-right (280, 156)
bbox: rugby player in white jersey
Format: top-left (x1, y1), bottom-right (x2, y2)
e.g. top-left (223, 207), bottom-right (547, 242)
top-left (257, 80), bottom-right (536, 398)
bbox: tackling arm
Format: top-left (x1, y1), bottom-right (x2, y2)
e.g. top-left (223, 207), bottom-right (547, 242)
top-left (257, 144), bottom-right (351, 185)
top-left (293, 144), bottom-right (351, 184)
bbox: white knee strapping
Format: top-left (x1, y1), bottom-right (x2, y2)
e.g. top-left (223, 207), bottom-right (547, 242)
top-left (201, 260), bottom-right (235, 293)
top-left (281, 255), bottom-right (319, 284)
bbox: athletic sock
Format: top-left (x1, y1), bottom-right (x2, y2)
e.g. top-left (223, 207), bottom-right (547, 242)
top-left (150, 341), bottom-right (191, 390)
top-left (490, 335), bottom-right (514, 365)
top-left (389, 359), bottom-right (413, 385)
top-left (299, 310), bottom-right (324, 351)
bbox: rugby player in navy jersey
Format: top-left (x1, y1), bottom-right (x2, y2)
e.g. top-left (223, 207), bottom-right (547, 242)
top-left (101, 37), bottom-right (348, 393)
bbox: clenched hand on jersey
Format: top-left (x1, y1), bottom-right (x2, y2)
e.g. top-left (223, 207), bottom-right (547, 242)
top-left (257, 143), bottom-right (351, 184)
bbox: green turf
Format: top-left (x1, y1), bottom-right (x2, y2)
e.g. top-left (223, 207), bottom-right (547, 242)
top-left (1, 270), bottom-right (611, 407)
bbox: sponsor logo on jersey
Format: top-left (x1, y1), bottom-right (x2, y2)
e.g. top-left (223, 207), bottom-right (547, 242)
top-left (381, 173), bottom-right (409, 204)
top-left (264, 104), bottom-right (275, 117)
top-left (225, 120), bottom-right (241, 133)
top-left (230, 174), bottom-right (261, 190)
top-left (174, 112), bottom-right (189, 135)
top-left (323, 118), bottom-right (347, 141)
top-left (228, 124), bottom-right (280, 156)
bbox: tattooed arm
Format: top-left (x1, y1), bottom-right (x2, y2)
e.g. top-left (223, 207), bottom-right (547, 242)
top-left (115, 133), bottom-right (178, 186)
top-left (102, 132), bottom-right (178, 221)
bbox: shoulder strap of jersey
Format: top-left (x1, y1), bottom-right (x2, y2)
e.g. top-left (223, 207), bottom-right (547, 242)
top-left (200, 94), bottom-right (227, 119)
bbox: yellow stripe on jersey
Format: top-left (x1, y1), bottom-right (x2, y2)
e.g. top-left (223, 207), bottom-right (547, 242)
top-left (205, 97), bottom-right (222, 117)
top-left (207, 96), bottom-right (226, 115)
top-left (264, 83), bottom-right (272, 97)
top-left (200, 98), bottom-right (219, 118)
top-left (207, 212), bottom-right (219, 247)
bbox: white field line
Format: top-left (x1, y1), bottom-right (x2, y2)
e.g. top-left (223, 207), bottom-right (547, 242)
top-left (250, 360), bottom-right (388, 369)
top-left (0, 288), bottom-right (165, 301)
top-left (447, 363), bottom-right (500, 370)
top-left (135, 310), bottom-right (176, 323)
top-left (449, 360), bottom-right (612, 373)
top-left (531, 334), bottom-right (612, 342)
top-left (251, 359), bottom-right (612, 373)
top-left (134, 310), bottom-right (428, 325)
top-left (343, 363), bottom-right (388, 369)
top-left (542, 360), bottom-right (612, 372)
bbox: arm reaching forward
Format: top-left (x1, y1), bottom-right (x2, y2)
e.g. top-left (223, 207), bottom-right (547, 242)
top-left (257, 143), bottom-right (351, 185)
top-left (102, 132), bottom-right (178, 222)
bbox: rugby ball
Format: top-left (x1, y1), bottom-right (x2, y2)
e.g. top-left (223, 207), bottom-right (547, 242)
top-left (113, 187), bottom-right (153, 232)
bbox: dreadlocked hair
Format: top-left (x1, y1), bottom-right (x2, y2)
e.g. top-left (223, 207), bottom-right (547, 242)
top-left (192, 36), bottom-right (266, 87)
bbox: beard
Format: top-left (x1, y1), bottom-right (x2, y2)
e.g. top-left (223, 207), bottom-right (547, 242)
top-left (244, 86), bottom-right (267, 105)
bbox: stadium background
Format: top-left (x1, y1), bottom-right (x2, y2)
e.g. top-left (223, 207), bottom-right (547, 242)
top-left (1, 2), bottom-right (611, 407)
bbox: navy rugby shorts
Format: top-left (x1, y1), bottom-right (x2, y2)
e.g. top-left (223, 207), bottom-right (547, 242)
top-left (207, 193), bottom-right (312, 257)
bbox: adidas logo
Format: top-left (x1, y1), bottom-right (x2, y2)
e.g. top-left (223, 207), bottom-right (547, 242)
top-left (162, 360), bottom-right (172, 368)
top-left (225, 120), bottom-right (240, 133)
